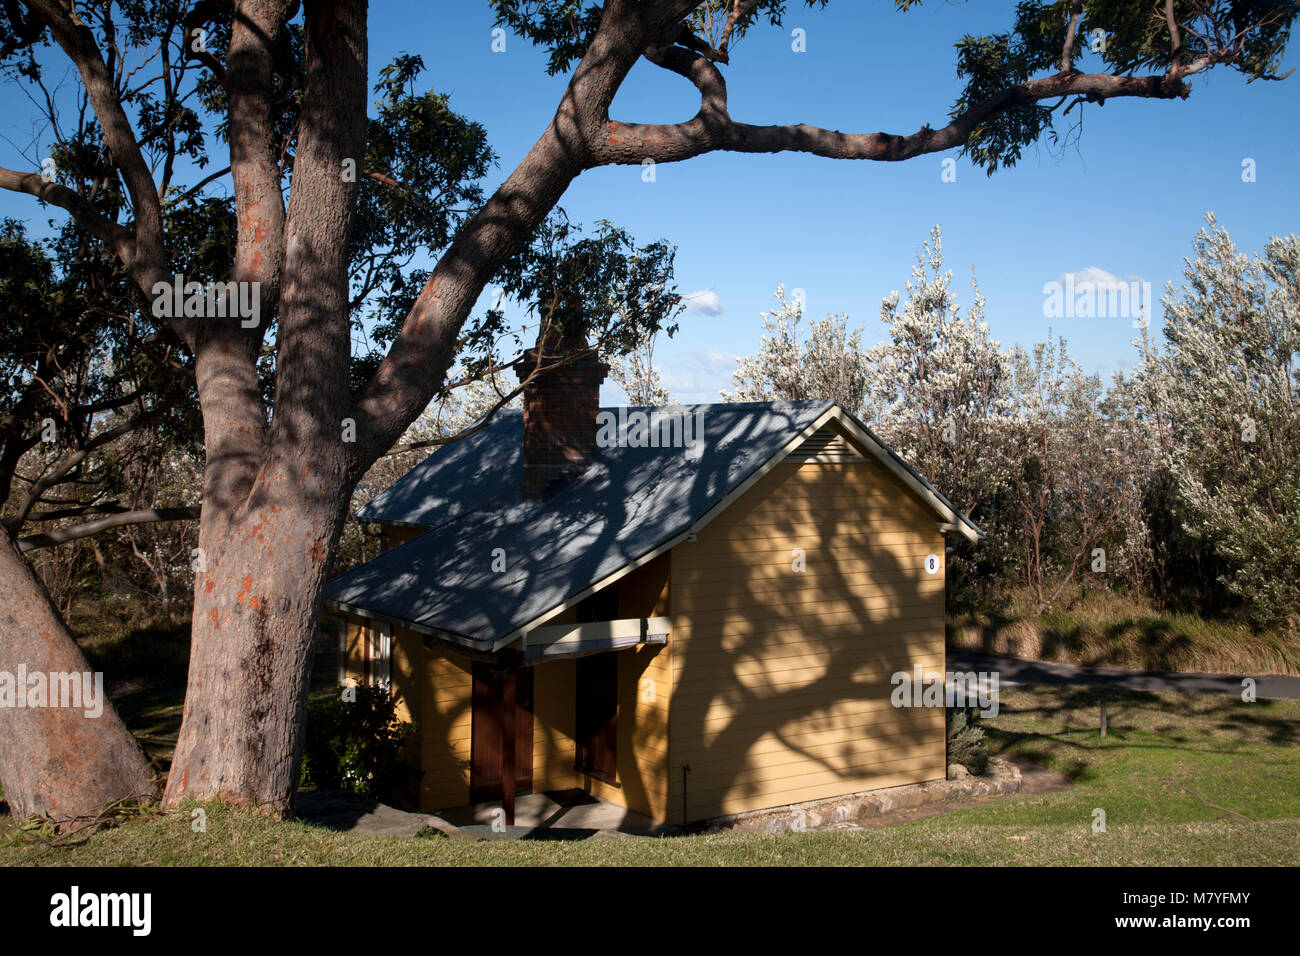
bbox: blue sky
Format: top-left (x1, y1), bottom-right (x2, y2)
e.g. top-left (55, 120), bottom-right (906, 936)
top-left (4, 2), bottom-right (1298, 404)
top-left (386, 1), bottom-right (1300, 402)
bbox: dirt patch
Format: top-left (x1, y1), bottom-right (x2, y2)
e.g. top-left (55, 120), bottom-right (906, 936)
top-left (1007, 755), bottom-right (1071, 797)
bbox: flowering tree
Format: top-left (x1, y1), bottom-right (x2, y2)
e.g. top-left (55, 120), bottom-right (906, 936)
top-left (1132, 216), bottom-right (1300, 627)
top-left (723, 285), bottom-right (868, 415)
top-left (865, 227), bottom-right (1021, 524)
top-left (610, 339), bottom-right (673, 406)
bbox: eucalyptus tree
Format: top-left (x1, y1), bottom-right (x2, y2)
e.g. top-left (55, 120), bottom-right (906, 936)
top-left (0, 219), bottom-right (190, 823)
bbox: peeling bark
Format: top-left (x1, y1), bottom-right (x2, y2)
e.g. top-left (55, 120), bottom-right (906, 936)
top-left (162, 0), bottom-right (368, 813)
top-left (161, 463), bottom-right (347, 813)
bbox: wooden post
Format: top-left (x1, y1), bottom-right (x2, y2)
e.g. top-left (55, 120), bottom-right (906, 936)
top-left (1100, 698), bottom-right (1107, 738)
top-left (502, 664), bottom-right (516, 826)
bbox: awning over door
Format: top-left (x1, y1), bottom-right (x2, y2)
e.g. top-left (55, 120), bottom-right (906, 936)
top-left (523, 617), bottom-right (669, 664)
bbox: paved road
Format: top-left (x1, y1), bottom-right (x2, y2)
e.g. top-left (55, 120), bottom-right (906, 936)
top-left (947, 651), bottom-right (1300, 700)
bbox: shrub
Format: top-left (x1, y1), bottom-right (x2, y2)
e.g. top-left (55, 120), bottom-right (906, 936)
top-left (299, 684), bottom-right (420, 803)
top-left (946, 706), bottom-right (988, 775)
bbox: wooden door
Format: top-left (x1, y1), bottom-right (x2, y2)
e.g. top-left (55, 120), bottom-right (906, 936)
top-left (575, 652), bottom-right (619, 784)
top-left (470, 662), bottom-right (533, 801)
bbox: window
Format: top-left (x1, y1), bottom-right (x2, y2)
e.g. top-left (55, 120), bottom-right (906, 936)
top-left (366, 621), bottom-right (392, 691)
top-left (574, 586), bottom-right (620, 624)
top-left (336, 619), bottom-right (347, 686)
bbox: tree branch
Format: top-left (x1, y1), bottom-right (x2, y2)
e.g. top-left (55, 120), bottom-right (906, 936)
top-left (225, 0), bottom-right (291, 302)
top-left (1165, 0), bottom-right (1184, 74)
top-left (643, 37), bottom-right (728, 119)
top-left (593, 69), bottom-right (1193, 166)
top-left (170, 165), bottom-right (232, 205)
top-left (5, 396), bottom-right (181, 530)
top-left (1061, 0), bottom-right (1082, 72)
top-left (17, 506), bottom-right (201, 552)
top-left (22, 0), bottom-right (176, 338)
top-left (183, 1), bottom-right (231, 89)
top-left (720, 0), bottom-right (761, 61)
top-left (349, 0), bottom-right (649, 466)
top-left (0, 164), bottom-right (151, 280)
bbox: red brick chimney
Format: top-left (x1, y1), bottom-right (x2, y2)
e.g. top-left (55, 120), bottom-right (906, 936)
top-left (514, 337), bottom-right (607, 501)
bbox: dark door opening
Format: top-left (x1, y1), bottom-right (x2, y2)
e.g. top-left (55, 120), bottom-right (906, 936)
top-left (575, 652), bottom-right (619, 785)
top-left (470, 662), bottom-right (533, 801)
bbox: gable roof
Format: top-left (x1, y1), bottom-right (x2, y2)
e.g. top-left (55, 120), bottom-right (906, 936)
top-left (326, 400), bottom-right (981, 654)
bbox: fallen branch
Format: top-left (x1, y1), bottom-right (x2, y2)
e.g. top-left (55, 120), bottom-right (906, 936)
top-left (1163, 778), bottom-right (1256, 823)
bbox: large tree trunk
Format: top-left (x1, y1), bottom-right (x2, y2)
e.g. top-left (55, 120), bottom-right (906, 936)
top-left (160, 0), bottom-right (366, 815)
top-left (159, 0), bottom-right (599, 815)
top-left (0, 531), bottom-right (157, 824)
top-left (161, 455), bottom-right (347, 814)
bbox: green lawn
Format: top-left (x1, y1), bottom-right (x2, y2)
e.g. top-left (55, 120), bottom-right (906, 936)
top-left (4, 683), bottom-right (1297, 866)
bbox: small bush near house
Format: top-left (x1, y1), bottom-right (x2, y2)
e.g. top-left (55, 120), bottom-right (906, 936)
top-left (299, 685), bottom-right (420, 804)
top-left (946, 706), bottom-right (988, 775)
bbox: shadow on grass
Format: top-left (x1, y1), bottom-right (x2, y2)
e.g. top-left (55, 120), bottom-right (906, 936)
top-left (78, 617), bottom-right (191, 695)
top-left (79, 614), bottom-right (341, 783)
top-left (985, 684), bottom-right (1299, 784)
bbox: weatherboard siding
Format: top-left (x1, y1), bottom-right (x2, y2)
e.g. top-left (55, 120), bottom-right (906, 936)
top-left (343, 617), bottom-right (366, 681)
top-left (340, 616), bottom-right (471, 811)
top-left (593, 642), bottom-right (671, 821)
top-left (382, 523), bottom-right (424, 551)
top-left (666, 458), bottom-right (947, 823)
top-left (417, 644), bottom-right (473, 811)
top-left (390, 626), bottom-right (422, 723)
top-left (611, 557), bottom-right (672, 821)
top-left (531, 658), bottom-right (582, 792)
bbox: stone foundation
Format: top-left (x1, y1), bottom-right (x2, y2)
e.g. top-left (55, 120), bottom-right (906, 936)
top-left (708, 758), bottom-right (1023, 834)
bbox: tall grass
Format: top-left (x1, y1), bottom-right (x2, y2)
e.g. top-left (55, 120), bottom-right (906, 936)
top-left (950, 588), bottom-right (1300, 676)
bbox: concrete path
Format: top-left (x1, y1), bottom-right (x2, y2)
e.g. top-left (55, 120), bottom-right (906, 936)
top-left (948, 651), bottom-right (1300, 700)
top-left (438, 789), bottom-right (669, 840)
top-left (296, 787), bottom-right (668, 841)
top-left (295, 788), bottom-right (478, 840)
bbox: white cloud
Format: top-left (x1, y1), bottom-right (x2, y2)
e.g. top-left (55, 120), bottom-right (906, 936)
top-left (1058, 266), bottom-right (1145, 288)
top-left (1045, 266), bottom-right (1152, 322)
top-left (681, 289), bottom-right (724, 316)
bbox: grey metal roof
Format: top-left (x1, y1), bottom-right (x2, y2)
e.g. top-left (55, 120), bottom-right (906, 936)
top-left (326, 399), bottom-right (980, 651)
top-left (328, 401), bottom-right (832, 650)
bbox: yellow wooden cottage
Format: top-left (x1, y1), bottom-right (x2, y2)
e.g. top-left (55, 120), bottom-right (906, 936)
top-left (326, 351), bottom-right (981, 827)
